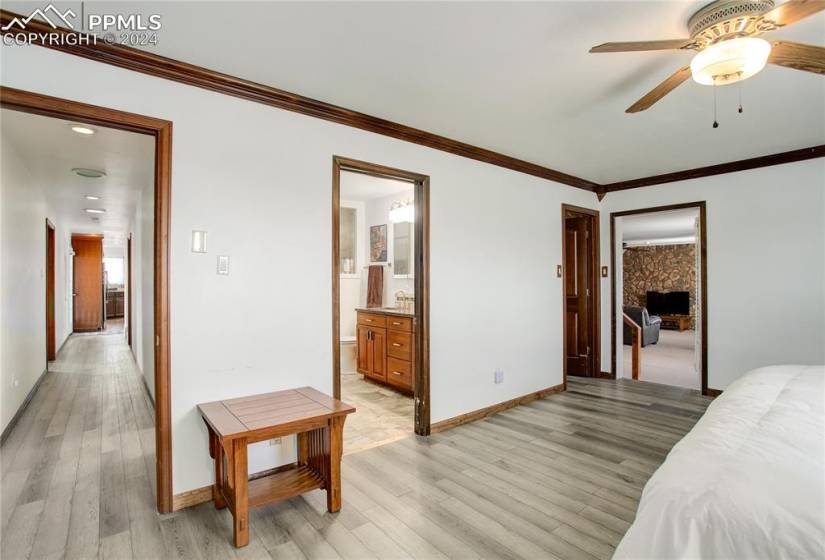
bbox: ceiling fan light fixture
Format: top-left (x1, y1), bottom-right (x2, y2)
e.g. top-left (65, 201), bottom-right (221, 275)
top-left (690, 37), bottom-right (772, 86)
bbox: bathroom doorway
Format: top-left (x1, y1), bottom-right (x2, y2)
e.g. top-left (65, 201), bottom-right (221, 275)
top-left (332, 157), bottom-right (430, 452)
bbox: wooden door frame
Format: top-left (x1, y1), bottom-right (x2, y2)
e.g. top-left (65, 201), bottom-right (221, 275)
top-left (610, 201), bottom-right (708, 395)
top-left (332, 156), bottom-right (431, 435)
top-left (0, 86), bottom-right (174, 513)
top-left (561, 204), bottom-right (601, 387)
top-left (127, 233), bottom-right (133, 350)
top-left (45, 219), bottom-right (56, 362)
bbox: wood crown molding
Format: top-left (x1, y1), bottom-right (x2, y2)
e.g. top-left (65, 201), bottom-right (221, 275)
top-left (601, 145), bottom-right (825, 193)
top-left (0, 10), bottom-right (596, 191)
top-left (2, 10), bottom-right (822, 197)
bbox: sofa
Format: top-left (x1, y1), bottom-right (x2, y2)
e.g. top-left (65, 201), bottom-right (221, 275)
top-left (623, 305), bottom-right (661, 347)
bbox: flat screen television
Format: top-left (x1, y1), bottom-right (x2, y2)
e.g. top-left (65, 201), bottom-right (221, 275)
top-left (646, 291), bottom-right (689, 316)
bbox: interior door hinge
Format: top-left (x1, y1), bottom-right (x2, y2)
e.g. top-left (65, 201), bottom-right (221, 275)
top-left (156, 335), bottom-right (160, 347)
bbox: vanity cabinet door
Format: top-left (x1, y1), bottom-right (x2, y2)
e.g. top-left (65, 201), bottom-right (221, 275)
top-left (356, 325), bottom-right (370, 375)
top-left (369, 328), bottom-right (387, 381)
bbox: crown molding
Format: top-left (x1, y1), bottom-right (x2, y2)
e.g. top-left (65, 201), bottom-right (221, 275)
top-left (0, 10), bottom-right (597, 192)
top-left (602, 145), bottom-right (825, 194)
top-left (2, 10), bottom-right (822, 197)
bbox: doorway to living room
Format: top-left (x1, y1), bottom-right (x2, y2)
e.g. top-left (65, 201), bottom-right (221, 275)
top-left (611, 203), bottom-right (708, 394)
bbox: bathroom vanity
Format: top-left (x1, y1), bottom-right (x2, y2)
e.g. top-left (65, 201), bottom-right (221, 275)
top-left (355, 308), bottom-right (415, 392)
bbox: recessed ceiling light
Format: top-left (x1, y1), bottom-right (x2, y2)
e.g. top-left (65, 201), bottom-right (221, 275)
top-left (70, 124), bottom-right (95, 135)
top-left (84, 195), bottom-right (101, 201)
top-left (72, 168), bottom-right (106, 178)
top-left (85, 208), bottom-right (106, 214)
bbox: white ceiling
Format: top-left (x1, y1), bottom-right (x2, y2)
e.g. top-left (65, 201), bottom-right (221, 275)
top-left (6, 2), bottom-right (824, 184)
top-left (622, 207), bottom-right (700, 242)
top-left (341, 170), bottom-right (413, 202)
top-left (1, 108), bottom-right (154, 250)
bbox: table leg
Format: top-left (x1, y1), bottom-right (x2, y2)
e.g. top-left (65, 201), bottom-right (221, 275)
top-left (214, 442), bottom-right (226, 510)
top-left (325, 416), bottom-right (345, 513)
top-left (231, 438), bottom-right (249, 547)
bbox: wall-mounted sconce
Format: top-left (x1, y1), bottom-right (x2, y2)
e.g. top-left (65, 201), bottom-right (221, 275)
top-left (601, 266), bottom-right (608, 278)
top-left (191, 230), bottom-right (207, 253)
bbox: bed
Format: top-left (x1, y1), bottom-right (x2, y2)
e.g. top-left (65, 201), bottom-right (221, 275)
top-left (614, 365), bottom-right (825, 559)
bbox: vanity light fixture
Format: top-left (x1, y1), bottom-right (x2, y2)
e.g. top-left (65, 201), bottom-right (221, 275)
top-left (85, 208), bottom-right (106, 214)
top-left (72, 168), bottom-right (107, 178)
top-left (389, 199), bottom-right (414, 223)
top-left (70, 124), bottom-right (95, 135)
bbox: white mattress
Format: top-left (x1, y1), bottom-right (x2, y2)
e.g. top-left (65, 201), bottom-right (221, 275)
top-left (614, 365), bottom-right (825, 560)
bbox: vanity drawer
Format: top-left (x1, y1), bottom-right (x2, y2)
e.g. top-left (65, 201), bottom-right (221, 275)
top-left (387, 330), bottom-right (413, 361)
top-left (387, 315), bottom-right (413, 332)
top-left (386, 357), bottom-right (413, 390)
top-left (357, 312), bottom-right (386, 328)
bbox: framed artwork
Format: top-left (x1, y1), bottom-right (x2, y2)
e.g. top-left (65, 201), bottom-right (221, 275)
top-left (370, 224), bottom-right (387, 263)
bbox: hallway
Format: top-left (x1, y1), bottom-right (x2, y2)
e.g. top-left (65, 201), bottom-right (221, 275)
top-left (1, 332), bottom-right (161, 559)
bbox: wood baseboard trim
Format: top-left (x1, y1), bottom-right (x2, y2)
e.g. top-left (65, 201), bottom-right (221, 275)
top-left (705, 388), bottom-right (723, 397)
top-left (431, 383), bottom-right (565, 433)
top-left (171, 462), bottom-right (301, 511)
top-left (0, 368), bottom-right (49, 445)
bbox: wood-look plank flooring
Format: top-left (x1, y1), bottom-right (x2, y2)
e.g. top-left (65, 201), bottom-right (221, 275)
top-left (1, 331), bottom-right (711, 559)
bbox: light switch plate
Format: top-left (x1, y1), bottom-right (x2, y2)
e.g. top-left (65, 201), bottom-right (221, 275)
top-left (217, 255), bottom-right (230, 275)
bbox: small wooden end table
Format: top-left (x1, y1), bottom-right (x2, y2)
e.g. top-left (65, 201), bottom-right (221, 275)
top-left (198, 387), bottom-right (355, 547)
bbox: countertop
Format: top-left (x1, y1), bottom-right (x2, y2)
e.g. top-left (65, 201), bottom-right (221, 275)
top-left (356, 307), bottom-right (414, 318)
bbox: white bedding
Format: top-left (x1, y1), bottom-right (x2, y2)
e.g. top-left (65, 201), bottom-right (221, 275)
top-left (614, 365), bottom-right (825, 560)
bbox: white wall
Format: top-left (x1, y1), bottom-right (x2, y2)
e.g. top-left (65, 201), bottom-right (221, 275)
top-left (127, 186), bottom-right (155, 399)
top-left (1, 44), bottom-right (598, 493)
top-left (1, 132), bottom-right (44, 431)
top-left (600, 160), bottom-right (825, 389)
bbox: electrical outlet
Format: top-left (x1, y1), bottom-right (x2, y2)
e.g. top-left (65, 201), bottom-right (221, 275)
top-left (494, 369), bottom-right (504, 384)
top-left (268, 438), bottom-right (281, 446)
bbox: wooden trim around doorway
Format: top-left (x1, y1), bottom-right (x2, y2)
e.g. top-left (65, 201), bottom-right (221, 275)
top-left (46, 219), bottom-right (56, 362)
top-left (332, 156), bottom-right (431, 436)
top-left (561, 204), bottom-right (601, 387)
top-left (0, 86), bottom-right (175, 513)
top-left (127, 234), bottom-right (133, 350)
top-left (610, 201), bottom-right (708, 395)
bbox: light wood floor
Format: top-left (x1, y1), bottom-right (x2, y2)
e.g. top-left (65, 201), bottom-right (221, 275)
top-left (341, 373), bottom-right (414, 455)
top-left (1, 331), bottom-right (711, 559)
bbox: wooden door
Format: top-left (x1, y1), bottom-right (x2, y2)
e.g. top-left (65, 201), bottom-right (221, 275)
top-left (356, 325), bottom-right (370, 374)
top-left (46, 221), bottom-right (56, 360)
top-left (72, 235), bottom-right (103, 332)
top-left (564, 214), bottom-right (594, 376)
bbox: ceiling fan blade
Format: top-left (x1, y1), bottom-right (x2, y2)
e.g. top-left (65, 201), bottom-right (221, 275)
top-left (626, 66), bottom-right (692, 113)
top-left (769, 40), bottom-right (825, 74)
top-left (759, 0), bottom-right (825, 28)
top-left (590, 39), bottom-right (693, 53)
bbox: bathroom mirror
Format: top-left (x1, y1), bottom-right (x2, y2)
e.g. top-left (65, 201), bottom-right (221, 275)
top-left (340, 206), bottom-right (357, 275)
top-left (393, 221), bottom-right (413, 278)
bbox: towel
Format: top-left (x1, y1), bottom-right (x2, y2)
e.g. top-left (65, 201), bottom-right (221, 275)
top-left (366, 265), bottom-right (383, 308)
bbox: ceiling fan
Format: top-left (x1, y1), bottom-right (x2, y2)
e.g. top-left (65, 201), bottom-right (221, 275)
top-left (590, 0), bottom-right (825, 116)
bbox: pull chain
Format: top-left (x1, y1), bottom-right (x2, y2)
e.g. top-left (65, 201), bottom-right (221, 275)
top-left (712, 77), bottom-right (719, 128)
top-left (737, 72), bottom-right (743, 114)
